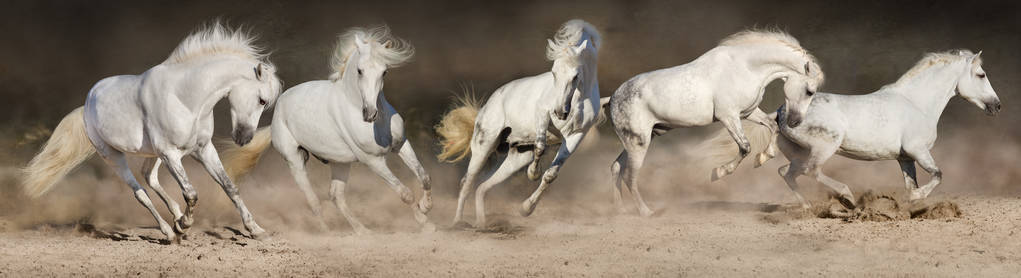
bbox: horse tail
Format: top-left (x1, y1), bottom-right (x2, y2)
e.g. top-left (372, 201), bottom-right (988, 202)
top-left (435, 91), bottom-right (480, 163)
top-left (222, 127), bottom-right (273, 181)
top-left (595, 96), bottom-right (611, 126)
top-left (699, 120), bottom-right (776, 172)
top-left (21, 107), bottom-right (95, 198)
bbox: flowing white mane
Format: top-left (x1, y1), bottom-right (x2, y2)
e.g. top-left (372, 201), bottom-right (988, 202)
top-left (329, 26), bottom-right (415, 80)
top-left (720, 29), bottom-right (824, 82)
top-left (893, 49), bottom-right (977, 85)
top-left (545, 19), bottom-right (602, 61)
top-left (163, 21), bottom-right (266, 65)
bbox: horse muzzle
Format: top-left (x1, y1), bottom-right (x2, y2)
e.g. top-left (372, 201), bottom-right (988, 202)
top-left (786, 112), bottom-right (803, 128)
top-left (233, 127), bottom-right (254, 146)
top-left (985, 100), bottom-right (1002, 116)
top-left (362, 107), bottom-right (379, 123)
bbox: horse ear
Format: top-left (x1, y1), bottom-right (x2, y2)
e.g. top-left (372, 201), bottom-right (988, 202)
top-left (254, 64), bottom-right (263, 81)
top-left (572, 40), bottom-right (589, 55)
top-left (804, 62), bottom-right (811, 75)
top-left (547, 39), bottom-right (557, 51)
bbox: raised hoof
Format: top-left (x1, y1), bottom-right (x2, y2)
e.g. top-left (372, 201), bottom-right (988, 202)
top-left (398, 187), bottom-right (414, 204)
top-left (519, 200), bottom-right (538, 217)
top-left (420, 222), bottom-right (437, 233)
top-left (754, 153), bottom-right (772, 168)
top-left (711, 167), bottom-right (728, 181)
top-left (527, 163), bottom-right (541, 181)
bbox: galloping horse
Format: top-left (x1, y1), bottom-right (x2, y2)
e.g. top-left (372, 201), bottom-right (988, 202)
top-left (22, 22), bottom-right (282, 243)
top-left (608, 30), bottom-right (824, 216)
top-left (435, 19), bottom-right (602, 228)
top-left (222, 26), bottom-right (435, 234)
top-left (776, 50), bottom-right (1000, 207)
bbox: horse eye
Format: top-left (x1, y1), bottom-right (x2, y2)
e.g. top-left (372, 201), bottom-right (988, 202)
top-left (977, 73), bottom-right (986, 78)
top-left (383, 70), bottom-right (388, 77)
top-left (258, 98), bottom-right (267, 106)
top-left (806, 90), bottom-right (815, 96)
top-left (357, 69), bottom-right (363, 76)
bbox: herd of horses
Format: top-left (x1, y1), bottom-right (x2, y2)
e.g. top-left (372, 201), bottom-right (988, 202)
top-left (20, 19), bottom-right (1001, 243)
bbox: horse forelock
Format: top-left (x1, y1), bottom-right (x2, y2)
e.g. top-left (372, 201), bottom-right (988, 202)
top-left (163, 21), bottom-right (266, 65)
top-left (545, 19), bottom-right (602, 62)
top-left (329, 25), bottom-right (415, 80)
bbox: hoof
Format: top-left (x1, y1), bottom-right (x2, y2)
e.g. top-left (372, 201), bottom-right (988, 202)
top-left (451, 221), bottom-right (473, 230)
top-left (249, 227), bottom-right (269, 241)
top-left (421, 222), bottom-right (437, 233)
top-left (838, 194), bottom-right (857, 209)
top-left (638, 207), bottom-right (655, 217)
top-left (398, 187), bottom-right (414, 204)
top-left (519, 200), bottom-right (538, 217)
top-left (167, 235), bottom-right (180, 245)
top-left (527, 163), bottom-right (541, 181)
top-left (711, 167), bottom-right (727, 181)
top-left (353, 227), bottom-right (373, 236)
top-left (174, 217), bottom-right (192, 234)
top-left (418, 194), bottom-right (433, 213)
top-left (754, 153), bottom-right (772, 168)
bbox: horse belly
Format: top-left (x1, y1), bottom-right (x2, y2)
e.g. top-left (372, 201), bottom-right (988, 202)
top-left (837, 132), bottom-right (902, 161)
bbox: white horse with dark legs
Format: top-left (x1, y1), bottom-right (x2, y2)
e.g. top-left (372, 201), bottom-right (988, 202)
top-left (608, 30), bottom-right (825, 216)
top-left (21, 22), bottom-right (282, 243)
top-left (776, 50), bottom-right (1000, 208)
top-left (222, 26), bottom-right (435, 234)
top-left (435, 19), bottom-right (601, 228)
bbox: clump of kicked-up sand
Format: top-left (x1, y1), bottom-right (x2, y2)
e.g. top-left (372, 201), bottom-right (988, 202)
top-left (762, 191), bottom-right (962, 223)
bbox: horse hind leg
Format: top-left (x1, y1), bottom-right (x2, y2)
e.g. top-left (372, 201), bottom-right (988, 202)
top-left (617, 126), bottom-right (655, 217)
top-left (280, 146), bottom-right (329, 232)
top-left (474, 149), bottom-right (533, 228)
top-left (327, 162), bottom-right (371, 235)
top-left (609, 151), bottom-right (628, 214)
top-left (140, 158), bottom-right (184, 227)
top-left (102, 150), bottom-right (177, 243)
top-left (452, 127), bottom-right (500, 226)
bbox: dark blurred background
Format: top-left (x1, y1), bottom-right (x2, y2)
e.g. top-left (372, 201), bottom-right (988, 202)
top-left (1, 0), bottom-right (1018, 141)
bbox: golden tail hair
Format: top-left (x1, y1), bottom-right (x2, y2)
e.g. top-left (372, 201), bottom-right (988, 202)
top-left (221, 127), bottom-right (273, 181)
top-left (435, 92), bottom-right (480, 163)
top-left (21, 107), bottom-right (95, 198)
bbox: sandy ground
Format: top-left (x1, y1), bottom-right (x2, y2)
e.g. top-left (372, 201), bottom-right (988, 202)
top-left (2, 191), bottom-right (1021, 277)
top-left (2, 131), bottom-right (1020, 277)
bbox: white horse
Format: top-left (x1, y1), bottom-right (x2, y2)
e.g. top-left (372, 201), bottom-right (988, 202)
top-left (21, 22), bottom-right (282, 243)
top-left (221, 26), bottom-right (434, 234)
top-left (776, 50), bottom-right (1000, 208)
top-left (435, 19), bottom-right (602, 227)
top-left (608, 30), bottom-right (825, 216)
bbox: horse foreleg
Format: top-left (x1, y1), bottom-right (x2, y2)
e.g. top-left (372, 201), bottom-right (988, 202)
top-left (363, 156), bottom-right (435, 232)
top-left (747, 108), bottom-right (779, 167)
top-left (907, 150), bottom-right (942, 200)
top-left (327, 163), bottom-right (370, 235)
top-left (396, 142), bottom-right (432, 214)
top-left (103, 150), bottom-right (177, 243)
top-left (520, 132), bottom-right (585, 217)
top-left (141, 158), bottom-right (184, 225)
top-left (161, 152), bottom-right (198, 235)
top-left (192, 142), bottom-right (267, 239)
top-left (776, 135), bottom-right (811, 209)
top-left (713, 115), bottom-right (751, 180)
top-left (528, 113), bottom-right (553, 181)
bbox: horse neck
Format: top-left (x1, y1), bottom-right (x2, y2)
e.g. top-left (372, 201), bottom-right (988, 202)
top-left (741, 45), bottom-right (808, 89)
top-left (170, 57), bottom-right (250, 113)
top-left (580, 49), bottom-right (599, 98)
top-left (891, 61), bottom-right (964, 120)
